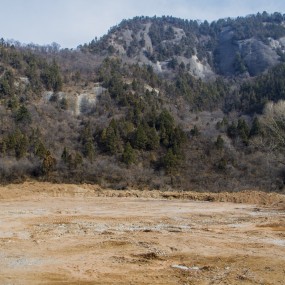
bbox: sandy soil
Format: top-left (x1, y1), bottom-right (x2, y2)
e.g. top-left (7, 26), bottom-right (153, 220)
top-left (0, 182), bottom-right (284, 284)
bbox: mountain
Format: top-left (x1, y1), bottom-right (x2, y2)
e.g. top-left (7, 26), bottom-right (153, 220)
top-left (81, 12), bottom-right (285, 78)
top-left (1, 12), bottom-right (285, 192)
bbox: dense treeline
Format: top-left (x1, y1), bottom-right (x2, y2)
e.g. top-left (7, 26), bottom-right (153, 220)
top-left (238, 64), bottom-right (285, 113)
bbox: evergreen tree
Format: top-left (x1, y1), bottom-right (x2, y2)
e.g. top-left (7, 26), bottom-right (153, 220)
top-left (157, 109), bottom-right (174, 133)
top-left (41, 60), bottom-right (63, 92)
top-left (73, 152), bottom-right (83, 169)
top-left (237, 119), bottom-right (250, 144)
top-left (133, 124), bottom-right (148, 150)
top-left (61, 147), bottom-right (70, 164)
top-left (84, 138), bottom-right (95, 162)
top-left (0, 70), bottom-right (14, 96)
top-left (250, 117), bottom-right (262, 137)
top-left (5, 129), bottom-right (29, 158)
top-left (163, 148), bottom-right (179, 173)
top-left (227, 122), bottom-right (238, 139)
top-left (101, 119), bottom-right (122, 154)
top-left (170, 126), bottom-right (186, 152)
top-left (15, 134), bottom-right (28, 159)
top-left (1, 141), bottom-right (7, 155)
top-left (146, 127), bottom-right (160, 150)
top-left (15, 105), bottom-right (31, 124)
top-left (190, 125), bottom-right (199, 136)
top-left (122, 142), bottom-right (135, 165)
top-left (233, 52), bottom-right (247, 74)
top-left (215, 135), bottom-right (224, 150)
top-left (81, 124), bottom-right (96, 162)
top-left (34, 140), bottom-right (47, 159)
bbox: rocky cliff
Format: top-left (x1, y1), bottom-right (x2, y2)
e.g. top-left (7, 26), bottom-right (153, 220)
top-left (82, 13), bottom-right (285, 79)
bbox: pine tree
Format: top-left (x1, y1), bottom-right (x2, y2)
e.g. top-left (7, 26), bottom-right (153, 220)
top-left (215, 135), bottom-right (224, 150)
top-left (101, 120), bottom-right (122, 154)
top-left (41, 60), bottom-right (63, 92)
top-left (146, 127), bottom-right (160, 150)
top-left (15, 134), bottom-right (28, 159)
top-left (190, 125), bottom-right (199, 136)
top-left (250, 117), bottom-right (261, 137)
top-left (122, 142), bottom-right (135, 165)
top-left (61, 147), bottom-right (70, 164)
top-left (34, 140), bottom-right (47, 159)
top-left (163, 148), bottom-right (179, 173)
top-left (15, 105), bottom-right (31, 124)
top-left (73, 152), bottom-right (83, 169)
top-left (237, 119), bottom-right (250, 144)
top-left (133, 124), bottom-right (148, 150)
top-left (227, 122), bottom-right (238, 139)
top-left (84, 138), bottom-right (95, 162)
top-left (81, 124), bottom-right (96, 162)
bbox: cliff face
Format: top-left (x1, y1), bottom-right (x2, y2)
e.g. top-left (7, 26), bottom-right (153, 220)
top-left (216, 27), bottom-right (283, 76)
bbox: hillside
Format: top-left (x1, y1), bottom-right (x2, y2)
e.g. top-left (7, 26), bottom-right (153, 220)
top-left (1, 12), bottom-right (285, 192)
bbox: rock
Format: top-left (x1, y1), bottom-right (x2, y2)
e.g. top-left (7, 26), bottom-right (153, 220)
top-left (171, 264), bottom-right (189, 270)
top-left (171, 264), bottom-right (200, 271)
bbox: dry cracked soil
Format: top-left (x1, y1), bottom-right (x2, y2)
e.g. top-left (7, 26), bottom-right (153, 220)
top-left (0, 182), bottom-right (285, 284)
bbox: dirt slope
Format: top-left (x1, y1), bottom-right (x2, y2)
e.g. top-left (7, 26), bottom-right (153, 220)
top-left (0, 182), bottom-right (284, 284)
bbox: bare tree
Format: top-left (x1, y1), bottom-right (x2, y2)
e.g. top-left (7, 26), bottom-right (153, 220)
top-left (260, 100), bottom-right (285, 150)
top-left (256, 100), bottom-right (285, 174)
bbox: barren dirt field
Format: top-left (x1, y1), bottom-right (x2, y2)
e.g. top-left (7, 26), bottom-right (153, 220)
top-left (0, 182), bottom-right (285, 284)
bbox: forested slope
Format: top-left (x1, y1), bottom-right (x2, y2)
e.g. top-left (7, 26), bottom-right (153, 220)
top-left (1, 12), bottom-right (285, 192)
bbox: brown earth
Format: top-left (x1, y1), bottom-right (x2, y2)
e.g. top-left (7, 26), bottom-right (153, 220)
top-left (0, 182), bottom-right (284, 284)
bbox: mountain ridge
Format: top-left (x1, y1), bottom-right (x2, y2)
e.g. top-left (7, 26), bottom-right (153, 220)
top-left (80, 12), bottom-right (285, 79)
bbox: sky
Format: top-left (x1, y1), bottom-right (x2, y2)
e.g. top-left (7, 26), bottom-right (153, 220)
top-left (0, 0), bottom-right (285, 49)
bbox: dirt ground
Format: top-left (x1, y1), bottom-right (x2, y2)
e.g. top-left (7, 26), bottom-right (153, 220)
top-left (0, 182), bottom-right (285, 284)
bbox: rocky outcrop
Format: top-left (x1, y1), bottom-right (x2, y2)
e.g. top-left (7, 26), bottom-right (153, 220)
top-left (43, 84), bottom-right (106, 115)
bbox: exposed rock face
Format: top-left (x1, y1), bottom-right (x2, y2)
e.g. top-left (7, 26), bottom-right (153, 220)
top-left (215, 27), bottom-right (238, 76)
top-left (215, 28), bottom-right (282, 76)
top-left (240, 38), bottom-right (280, 76)
top-left (42, 84), bottom-right (106, 116)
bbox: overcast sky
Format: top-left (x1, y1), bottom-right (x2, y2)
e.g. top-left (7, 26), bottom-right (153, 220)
top-left (0, 0), bottom-right (285, 48)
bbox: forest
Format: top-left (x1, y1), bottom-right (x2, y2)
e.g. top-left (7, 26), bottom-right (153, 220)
top-left (1, 12), bottom-right (285, 192)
